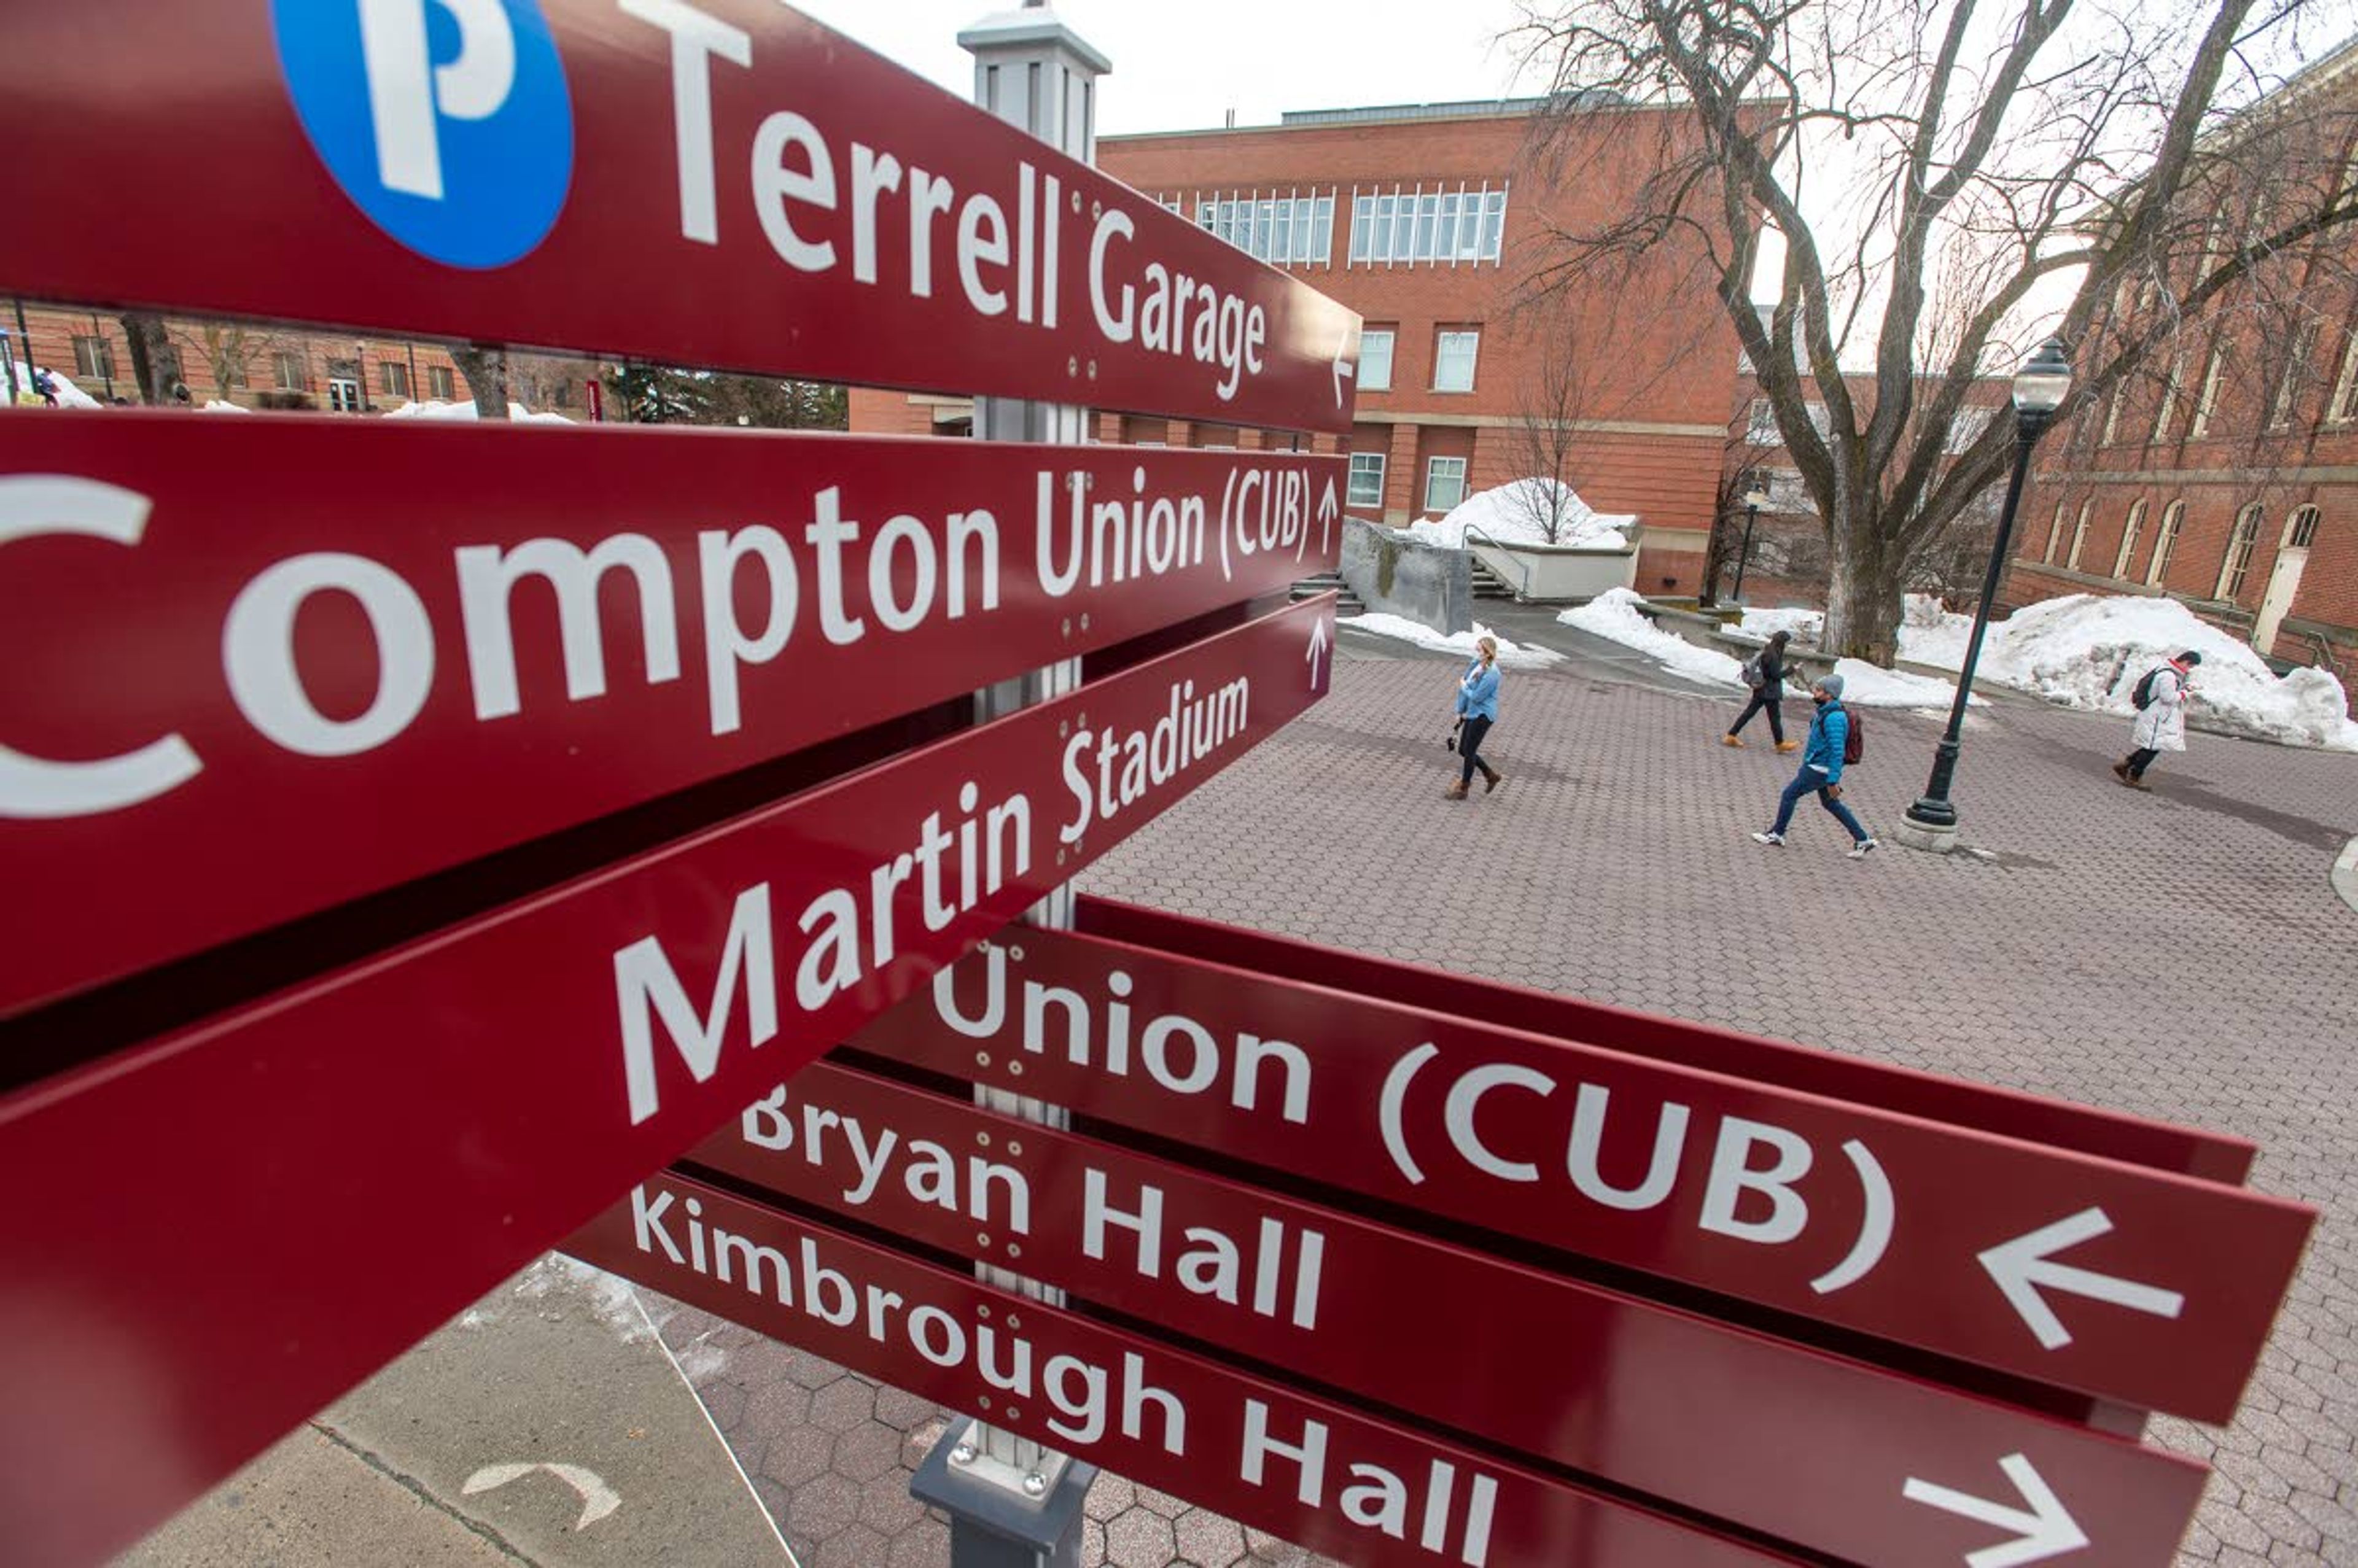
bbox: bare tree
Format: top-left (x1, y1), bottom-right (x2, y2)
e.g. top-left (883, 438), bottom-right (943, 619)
top-left (449, 344), bottom-right (510, 421)
top-left (1506, 344), bottom-right (1594, 541)
top-left (171, 322), bottom-right (263, 400)
top-left (119, 311), bottom-right (180, 404)
top-left (1515, 0), bottom-right (2358, 661)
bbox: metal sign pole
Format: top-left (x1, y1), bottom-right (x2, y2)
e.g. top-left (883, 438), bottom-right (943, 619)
top-left (910, 8), bottom-right (1111, 1566)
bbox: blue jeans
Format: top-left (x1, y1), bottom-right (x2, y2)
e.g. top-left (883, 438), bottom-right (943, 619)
top-left (1771, 767), bottom-right (1869, 842)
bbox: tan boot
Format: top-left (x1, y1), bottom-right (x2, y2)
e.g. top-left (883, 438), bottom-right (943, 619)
top-left (1444, 780), bottom-right (1469, 800)
top-left (1775, 740), bottom-right (1800, 753)
top-left (1722, 734), bottom-right (1745, 748)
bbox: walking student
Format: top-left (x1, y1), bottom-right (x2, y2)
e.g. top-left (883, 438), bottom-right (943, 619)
top-left (1724, 629), bottom-right (1799, 751)
top-left (1447, 636), bottom-right (1504, 800)
top-left (2114, 650), bottom-right (2202, 790)
top-left (1751, 673), bottom-right (1877, 858)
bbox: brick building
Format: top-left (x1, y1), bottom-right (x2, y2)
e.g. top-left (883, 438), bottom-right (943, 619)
top-left (4, 303), bottom-right (596, 416)
top-left (850, 96), bottom-right (1743, 595)
top-left (2004, 45), bottom-right (2358, 698)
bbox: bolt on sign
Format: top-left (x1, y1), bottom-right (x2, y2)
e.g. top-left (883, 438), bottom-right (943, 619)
top-left (672, 1059), bottom-right (2211, 1568)
top-left (0, 416), bottom-right (1342, 1014)
top-left (569, 1173), bottom-right (1805, 1568)
top-left (0, 1), bottom-right (1361, 430)
top-left (855, 924), bottom-right (2315, 1426)
top-left (0, 600), bottom-right (1337, 1567)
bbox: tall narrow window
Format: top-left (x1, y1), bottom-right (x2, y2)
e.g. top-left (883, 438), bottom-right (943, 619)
top-left (428, 364), bottom-right (455, 400)
top-left (1432, 330), bottom-right (1479, 392)
top-left (2101, 386), bottom-right (2127, 446)
top-left (2066, 501), bottom-right (2095, 571)
top-left (1358, 329), bottom-right (1396, 392)
top-left (2148, 500), bottom-right (2185, 587)
top-left (2271, 325), bottom-right (2319, 430)
top-left (2332, 328), bottom-right (2358, 423)
top-left (2189, 348), bottom-right (2228, 438)
top-left (2112, 500), bottom-right (2148, 580)
top-left (2043, 500), bottom-right (2068, 563)
top-left (2152, 368), bottom-right (2184, 442)
top-left (2216, 503), bottom-right (2263, 599)
top-left (274, 350), bottom-right (306, 391)
top-left (2287, 504), bottom-right (2321, 548)
top-left (1424, 456), bottom-right (1469, 513)
top-left (71, 335), bottom-right (114, 381)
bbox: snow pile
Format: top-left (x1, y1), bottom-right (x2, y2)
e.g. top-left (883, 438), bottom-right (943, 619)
top-left (1829, 656), bottom-right (1980, 710)
top-left (384, 397), bottom-right (575, 424)
top-left (1735, 606), bottom-right (1825, 643)
top-left (1406, 478), bottom-right (1635, 551)
top-left (1338, 612), bottom-right (1563, 669)
top-left (1929, 594), bottom-right (2358, 750)
top-left (199, 398), bottom-right (251, 414)
top-left (4, 363), bottom-right (105, 408)
top-left (1559, 589), bottom-right (1748, 688)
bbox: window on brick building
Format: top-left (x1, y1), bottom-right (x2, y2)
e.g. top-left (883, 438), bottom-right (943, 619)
top-left (2066, 500), bottom-right (2095, 571)
top-left (429, 365), bottom-right (456, 400)
top-left (2271, 325), bottom-right (2318, 431)
top-left (2043, 500), bottom-right (2066, 563)
top-left (2189, 347), bottom-right (2227, 438)
top-left (2148, 500), bottom-right (2185, 586)
top-left (2330, 329), bottom-right (2358, 424)
top-left (1359, 330), bottom-right (1395, 392)
top-left (2287, 505), bottom-right (2320, 548)
top-left (1432, 330), bottom-right (1479, 392)
top-left (1347, 452), bottom-right (1386, 508)
top-left (71, 335), bottom-right (114, 381)
top-left (1198, 192), bottom-right (1336, 266)
top-left (379, 361), bottom-right (410, 398)
top-left (273, 350), bottom-right (306, 391)
top-left (2216, 503), bottom-right (2263, 599)
top-left (549, 379), bottom-right (577, 408)
top-left (2112, 500), bottom-right (2147, 580)
top-left (2100, 385), bottom-right (2127, 445)
top-left (2150, 367), bottom-right (2183, 441)
top-left (1424, 456), bottom-right (1468, 513)
top-left (1348, 185), bottom-right (1506, 266)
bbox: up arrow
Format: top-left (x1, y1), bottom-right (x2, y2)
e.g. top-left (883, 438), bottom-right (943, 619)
top-left (1903, 1454), bottom-right (2088, 1568)
top-left (1978, 1208), bottom-right (2185, 1351)
top-left (1317, 477), bottom-right (1339, 553)
top-left (1333, 343), bottom-right (1355, 408)
top-left (1305, 615), bottom-right (1331, 690)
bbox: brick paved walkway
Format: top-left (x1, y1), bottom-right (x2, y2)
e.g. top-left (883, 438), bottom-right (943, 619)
top-left (636, 633), bottom-right (2358, 1567)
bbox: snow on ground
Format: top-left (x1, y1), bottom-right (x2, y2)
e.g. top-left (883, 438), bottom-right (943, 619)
top-left (4, 363), bottom-right (104, 408)
top-left (1907, 593), bottom-right (2358, 751)
top-left (199, 398), bottom-right (250, 414)
top-left (1735, 605), bottom-right (1825, 643)
top-left (1560, 589), bottom-right (1746, 688)
top-left (1405, 478), bottom-right (1634, 551)
top-left (1338, 612), bottom-right (1563, 670)
top-left (1573, 590), bottom-right (1981, 707)
top-left (384, 397), bottom-right (575, 424)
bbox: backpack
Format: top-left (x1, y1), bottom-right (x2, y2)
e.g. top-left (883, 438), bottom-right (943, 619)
top-left (2132, 666), bottom-right (2169, 710)
top-left (1839, 704), bottom-right (1864, 766)
top-left (1741, 653), bottom-right (1765, 690)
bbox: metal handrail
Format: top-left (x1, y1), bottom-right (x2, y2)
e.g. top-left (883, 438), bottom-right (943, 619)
top-left (1460, 524), bottom-right (1534, 600)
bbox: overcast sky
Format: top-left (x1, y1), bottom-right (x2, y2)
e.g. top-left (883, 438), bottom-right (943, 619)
top-left (789, 1), bottom-right (1541, 136)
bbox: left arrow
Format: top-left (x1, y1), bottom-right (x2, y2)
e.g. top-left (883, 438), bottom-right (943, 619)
top-left (1979, 1208), bottom-right (2186, 1351)
top-left (1902, 1454), bottom-right (2087, 1568)
top-left (462, 1462), bottom-right (621, 1531)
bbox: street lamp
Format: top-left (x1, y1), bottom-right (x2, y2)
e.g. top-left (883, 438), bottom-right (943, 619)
top-left (1900, 337), bottom-right (2072, 849)
top-left (355, 340), bottom-right (372, 413)
top-left (1729, 479), bottom-right (1771, 603)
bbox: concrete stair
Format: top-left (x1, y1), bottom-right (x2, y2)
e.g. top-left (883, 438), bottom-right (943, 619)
top-left (1291, 571), bottom-right (1366, 615)
top-left (1470, 558), bottom-right (1518, 601)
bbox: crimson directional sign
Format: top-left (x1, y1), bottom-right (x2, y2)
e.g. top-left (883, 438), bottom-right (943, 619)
top-left (568, 1171), bottom-right (1804, 1568)
top-left (852, 922), bottom-right (2315, 1423)
top-left (691, 1060), bottom-right (2209, 1567)
top-left (0, 599), bottom-right (1333, 1568)
top-left (0, 413), bottom-right (1340, 1014)
top-left (0, 2), bottom-right (1360, 432)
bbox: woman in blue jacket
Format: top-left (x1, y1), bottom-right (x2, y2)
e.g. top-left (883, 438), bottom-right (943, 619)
top-left (1447, 637), bottom-right (1504, 799)
top-left (1750, 673), bottom-right (1877, 857)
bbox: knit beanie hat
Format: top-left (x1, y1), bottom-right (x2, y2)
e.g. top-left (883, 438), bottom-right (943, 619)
top-left (1816, 672), bottom-right (1845, 699)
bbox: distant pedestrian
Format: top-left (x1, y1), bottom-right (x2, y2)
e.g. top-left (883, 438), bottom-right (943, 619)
top-left (2114, 650), bottom-right (2202, 790)
top-left (1446, 637), bottom-right (1504, 800)
top-left (1751, 672), bottom-right (1877, 858)
top-left (1724, 629), bottom-right (1799, 751)
top-left (31, 367), bottom-right (58, 406)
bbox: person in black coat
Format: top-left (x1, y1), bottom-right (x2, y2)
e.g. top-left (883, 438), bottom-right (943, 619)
top-left (1724, 629), bottom-right (1799, 751)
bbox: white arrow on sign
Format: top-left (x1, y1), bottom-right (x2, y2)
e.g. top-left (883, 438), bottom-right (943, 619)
top-left (1332, 343), bottom-right (1355, 408)
top-left (1305, 616), bottom-right (1331, 690)
top-left (1317, 477), bottom-right (1340, 554)
top-left (1903, 1453), bottom-right (2088, 1568)
top-left (1978, 1207), bottom-right (2185, 1351)
top-left (462, 1462), bottom-right (621, 1531)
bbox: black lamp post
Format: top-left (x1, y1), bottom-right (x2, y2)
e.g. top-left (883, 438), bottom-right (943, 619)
top-left (1729, 480), bottom-right (1770, 603)
top-left (356, 340), bottom-right (372, 413)
top-left (1902, 338), bottom-right (2072, 840)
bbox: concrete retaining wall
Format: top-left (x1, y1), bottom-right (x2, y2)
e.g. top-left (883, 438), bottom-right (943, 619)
top-left (1339, 518), bottom-right (1473, 634)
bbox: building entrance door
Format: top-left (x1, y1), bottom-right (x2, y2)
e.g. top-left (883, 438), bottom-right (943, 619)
top-left (327, 377), bottom-right (361, 413)
top-left (2253, 546), bottom-right (2308, 655)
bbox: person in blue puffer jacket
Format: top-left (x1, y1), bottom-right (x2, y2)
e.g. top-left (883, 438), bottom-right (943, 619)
top-left (1446, 637), bottom-right (1504, 799)
top-left (1750, 672), bottom-right (1877, 858)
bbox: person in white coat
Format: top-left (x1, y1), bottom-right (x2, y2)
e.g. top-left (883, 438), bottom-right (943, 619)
top-left (2114, 650), bottom-right (2202, 789)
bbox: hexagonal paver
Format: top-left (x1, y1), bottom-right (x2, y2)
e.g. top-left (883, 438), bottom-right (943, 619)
top-left (1173, 1510), bottom-right (1247, 1568)
top-left (875, 1384), bottom-right (940, 1431)
top-left (832, 1421), bottom-right (905, 1484)
top-left (815, 1523), bottom-right (892, 1568)
top-left (787, 1472), bottom-right (863, 1543)
top-left (808, 1377), bottom-right (877, 1433)
top-left (889, 1518), bottom-right (951, 1568)
top-left (1106, 1505), bottom-right (1177, 1568)
top-left (764, 1425), bottom-right (834, 1488)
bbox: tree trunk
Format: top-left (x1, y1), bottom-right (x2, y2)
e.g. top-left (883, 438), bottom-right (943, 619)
top-left (119, 312), bottom-right (176, 404)
top-left (449, 345), bottom-right (510, 420)
top-left (1821, 527), bottom-right (1907, 664)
